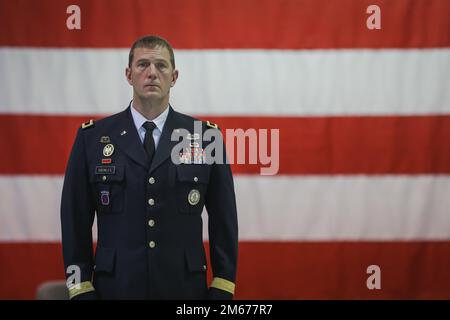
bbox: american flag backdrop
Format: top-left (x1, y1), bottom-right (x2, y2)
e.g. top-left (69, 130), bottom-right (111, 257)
top-left (0, 0), bottom-right (450, 299)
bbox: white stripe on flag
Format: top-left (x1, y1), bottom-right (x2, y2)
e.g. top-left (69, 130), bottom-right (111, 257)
top-left (1, 48), bottom-right (449, 115)
top-left (1, 175), bottom-right (450, 241)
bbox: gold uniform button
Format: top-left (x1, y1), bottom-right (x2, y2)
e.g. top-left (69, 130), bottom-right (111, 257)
top-left (102, 176), bottom-right (107, 181)
top-left (193, 176), bottom-right (198, 182)
top-left (149, 241), bottom-right (156, 248)
top-left (149, 177), bottom-right (155, 184)
top-left (203, 265), bottom-right (207, 271)
top-left (148, 219), bottom-right (155, 227)
top-left (148, 198), bottom-right (155, 206)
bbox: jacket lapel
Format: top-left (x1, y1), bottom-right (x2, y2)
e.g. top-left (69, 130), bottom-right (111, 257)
top-left (114, 106), bottom-right (150, 170)
top-left (150, 106), bottom-right (181, 173)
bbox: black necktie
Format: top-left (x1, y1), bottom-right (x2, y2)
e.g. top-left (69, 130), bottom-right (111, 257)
top-left (143, 121), bottom-right (157, 164)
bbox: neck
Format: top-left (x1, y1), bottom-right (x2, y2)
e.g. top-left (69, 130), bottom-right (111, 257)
top-left (132, 95), bottom-right (169, 120)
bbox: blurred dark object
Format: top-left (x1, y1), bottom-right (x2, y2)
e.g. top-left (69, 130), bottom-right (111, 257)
top-left (35, 280), bottom-right (69, 300)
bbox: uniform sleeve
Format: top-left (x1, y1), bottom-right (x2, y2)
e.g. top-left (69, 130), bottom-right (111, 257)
top-left (60, 128), bottom-right (97, 299)
top-left (204, 130), bottom-right (238, 300)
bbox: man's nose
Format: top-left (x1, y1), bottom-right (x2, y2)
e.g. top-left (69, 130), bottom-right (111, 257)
top-left (146, 64), bottom-right (157, 79)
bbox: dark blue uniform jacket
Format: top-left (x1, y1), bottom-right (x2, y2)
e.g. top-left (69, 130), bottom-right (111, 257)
top-left (61, 105), bottom-right (238, 299)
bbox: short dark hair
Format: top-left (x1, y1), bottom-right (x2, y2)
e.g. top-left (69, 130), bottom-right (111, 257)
top-left (128, 35), bottom-right (175, 69)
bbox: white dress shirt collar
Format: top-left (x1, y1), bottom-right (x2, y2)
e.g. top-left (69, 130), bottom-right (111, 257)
top-left (130, 102), bottom-right (169, 133)
top-left (130, 102), bottom-right (170, 146)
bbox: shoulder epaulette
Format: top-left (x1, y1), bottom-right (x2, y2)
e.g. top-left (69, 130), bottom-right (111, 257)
top-left (81, 119), bottom-right (95, 129)
top-left (206, 120), bottom-right (218, 129)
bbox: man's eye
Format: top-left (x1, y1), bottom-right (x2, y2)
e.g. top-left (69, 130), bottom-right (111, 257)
top-left (157, 63), bottom-right (166, 69)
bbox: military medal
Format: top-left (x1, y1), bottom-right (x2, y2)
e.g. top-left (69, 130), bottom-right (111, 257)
top-left (179, 150), bottom-right (190, 164)
top-left (103, 144), bottom-right (114, 157)
top-left (179, 132), bottom-right (206, 164)
top-left (188, 189), bottom-right (200, 206)
top-left (179, 147), bottom-right (206, 164)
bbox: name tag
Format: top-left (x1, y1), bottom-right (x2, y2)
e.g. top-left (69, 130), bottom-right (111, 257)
top-left (95, 166), bottom-right (116, 175)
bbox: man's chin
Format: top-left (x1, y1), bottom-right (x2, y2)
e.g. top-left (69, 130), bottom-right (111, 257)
top-left (135, 92), bottom-right (167, 103)
top-left (140, 92), bottom-right (161, 99)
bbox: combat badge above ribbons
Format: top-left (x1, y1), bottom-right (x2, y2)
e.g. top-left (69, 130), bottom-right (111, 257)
top-left (186, 133), bottom-right (200, 140)
top-left (100, 136), bottom-right (110, 143)
top-left (188, 189), bottom-right (201, 205)
top-left (103, 144), bottom-right (114, 157)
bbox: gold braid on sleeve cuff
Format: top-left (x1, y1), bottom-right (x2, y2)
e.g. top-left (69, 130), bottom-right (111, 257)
top-left (210, 277), bottom-right (235, 295)
top-left (68, 281), bottom-right (95, 299)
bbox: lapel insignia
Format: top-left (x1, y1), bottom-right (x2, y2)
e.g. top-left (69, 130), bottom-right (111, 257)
top-left (81, 119), bottom-right (95, 129)
top-left (206, 120), bottom-right (218, 129)
top-left (120, 130), bottom-right (127, 136)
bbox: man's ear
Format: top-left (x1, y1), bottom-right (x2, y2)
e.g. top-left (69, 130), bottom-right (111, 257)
top-left (125, 67), bottom-right (132, 85)
top-left (171, 69), bottom-right (179, 87)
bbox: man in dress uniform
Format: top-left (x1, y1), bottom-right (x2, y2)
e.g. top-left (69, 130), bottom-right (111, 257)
top-left (60, 35), bottom-right (238, 299)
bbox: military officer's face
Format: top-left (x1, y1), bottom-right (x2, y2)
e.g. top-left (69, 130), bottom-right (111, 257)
top-left (126, 46), bottom-right (178, 103)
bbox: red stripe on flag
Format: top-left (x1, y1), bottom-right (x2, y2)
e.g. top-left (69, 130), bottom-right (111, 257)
top-left (0, 114), bottom-right (449, 175)
top-left (0, 243), bottom-right (65, 299)
top-left (0, 0), bottom-right (449, 49)
top-left (1, 241), bottom-right (449, 299)
top-left (236, 241), bottom-right (450, 299)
